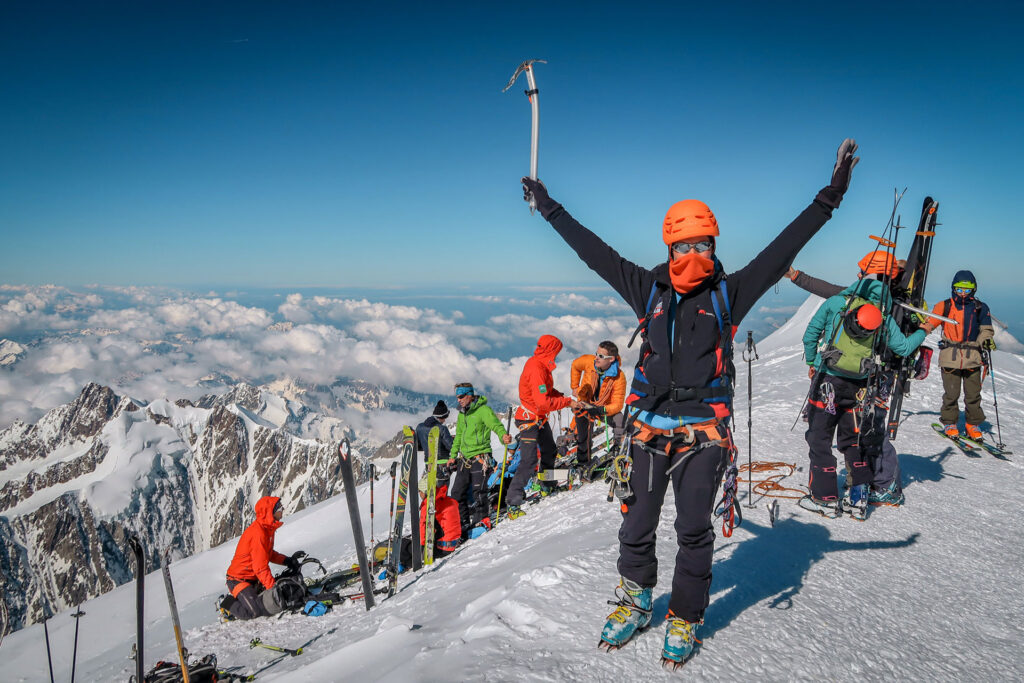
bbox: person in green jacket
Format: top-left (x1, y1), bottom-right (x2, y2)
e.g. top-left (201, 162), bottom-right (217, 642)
top-left (450, 382), bottom-right (512, 537)
top-left (801, 270), bottom-right (928, 518)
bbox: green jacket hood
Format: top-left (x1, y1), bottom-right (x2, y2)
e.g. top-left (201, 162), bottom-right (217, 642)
top-left (839, 278), bottom-right (884, 303)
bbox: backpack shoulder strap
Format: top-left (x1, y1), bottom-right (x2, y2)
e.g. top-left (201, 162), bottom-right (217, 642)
top-left (942, 299), bottom-right (951, 319)
top-left (627, 281), bottom-right (665, 348)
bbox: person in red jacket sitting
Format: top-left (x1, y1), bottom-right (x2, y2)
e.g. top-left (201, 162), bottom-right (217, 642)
top-left (506, 334), bottom-right (580, 510)
top-left (419, 475), bottom-right (463, 559)
top-left (224, 496), bottom-right (304, 620)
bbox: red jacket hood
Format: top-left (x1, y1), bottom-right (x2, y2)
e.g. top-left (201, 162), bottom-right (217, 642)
top-left (533, 335), bottom-right (563, 368)
top-left (255, 496), bottom-right (283, 531)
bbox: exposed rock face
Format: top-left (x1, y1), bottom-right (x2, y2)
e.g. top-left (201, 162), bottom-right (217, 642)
top-left (0, 383), bottom-right (367, 633)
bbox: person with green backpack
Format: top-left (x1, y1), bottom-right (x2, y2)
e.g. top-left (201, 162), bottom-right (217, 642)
top-left (801, 250), bottom-right (930, 518)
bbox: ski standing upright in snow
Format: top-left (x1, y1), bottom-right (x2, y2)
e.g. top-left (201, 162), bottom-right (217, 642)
top-left (127, 534), bottom-right (145, 683)
top-left (161, 548), bottom-right (192, 683)
top-left (387, 427), bottom-right (415, 596)
top-left (423, 425), bottom-right (440, 565)
top-left (337, 438), bottom-right (376, 610)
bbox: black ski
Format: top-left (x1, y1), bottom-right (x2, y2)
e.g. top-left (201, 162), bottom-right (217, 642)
top-left (887, 197), bottom-right (939, 439)
top-left (338, 439), bottom-right (376, 610)
top-left (959, 434), bottom-right (1012, 460)
top-left (127, 533), bottom-right (145, 683)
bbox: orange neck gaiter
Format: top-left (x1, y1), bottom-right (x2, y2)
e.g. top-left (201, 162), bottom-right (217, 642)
top-left (669, 253), bottom-right (715, 294)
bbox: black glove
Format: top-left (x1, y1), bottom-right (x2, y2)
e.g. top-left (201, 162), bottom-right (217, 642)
top-left (285, 550), bottom-right (305, 572)
top-left (982, 338), bottom-right (996, 351)
top-left (521, 177), bottom-right (561, 220)
top-left (583, 404), bottom-right (605, 419)
top-left (816, 138), bottom-right (860, 209)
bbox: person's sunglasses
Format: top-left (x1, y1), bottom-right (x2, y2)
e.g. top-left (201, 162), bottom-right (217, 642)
top-left (595, 353), bottom-right (614, 360)
top-left (954, 287), bottom-right (973, 296)
top-left (671, 240), bottom-right (713, 255)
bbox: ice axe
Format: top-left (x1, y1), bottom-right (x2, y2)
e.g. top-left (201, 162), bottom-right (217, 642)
top-left (503, 59), bottom-right (546, 213)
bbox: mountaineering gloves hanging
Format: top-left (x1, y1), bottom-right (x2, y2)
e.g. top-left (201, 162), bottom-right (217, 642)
top-left (522, 177), bottom-right (560, 220)
top-left (815, 138), bottom-right (860, 209)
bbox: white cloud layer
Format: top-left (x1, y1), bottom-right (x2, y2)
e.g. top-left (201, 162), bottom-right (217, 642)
top-left (0, 286), bottom-right (638, 428)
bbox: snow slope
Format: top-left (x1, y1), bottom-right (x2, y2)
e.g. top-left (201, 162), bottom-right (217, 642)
top-left (2, 296), bottom-right (1023, 681)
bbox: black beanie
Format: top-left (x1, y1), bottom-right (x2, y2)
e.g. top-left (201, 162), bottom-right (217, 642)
top-left (432, 400), bottom-right (450, 420)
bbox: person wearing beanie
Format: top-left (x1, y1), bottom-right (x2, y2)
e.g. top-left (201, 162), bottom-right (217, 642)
top-left (450, 382), bottom-right (512, 536)
top-left (506, 335), bottom-right (579, 509)
top-left (521, 139), bottom-right (859, 666)
top-left (928, 270), bottom-right (995, 440)
top-left (415, 400), bottom-right (454, 477)
top-left (800, 253), bottom-right (930, 517)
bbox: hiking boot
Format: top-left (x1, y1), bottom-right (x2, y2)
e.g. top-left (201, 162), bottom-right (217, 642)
top-left (798, 495), bottom-right (841, 519)
top-left (943, 424), bottom-right (959, 438)
top-left (868, 481), bottom-right (905, 507)
top-left (661, 613), bottom-right (701, 668)
top-left (964, 424), bottom-right (983, 441)
top-left (599, 578), bottom-right (653, 649)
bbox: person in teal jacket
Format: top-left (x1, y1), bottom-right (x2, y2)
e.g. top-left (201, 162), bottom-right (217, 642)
top-left (801, 274), bottom-right (928, 517)
top-left (450, 382), bottom-right (512, 536)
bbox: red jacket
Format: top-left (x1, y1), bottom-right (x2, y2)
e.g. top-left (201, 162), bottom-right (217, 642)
top-left (419, 485), bottom-right (462, 548)
top-left (226, 496), bottom-right (287, 590)
top-left (516, 335), bottom-right (572, 421)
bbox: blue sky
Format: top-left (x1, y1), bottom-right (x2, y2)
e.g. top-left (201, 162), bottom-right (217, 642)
top-left (1, 2), bottom-right (1022, 325)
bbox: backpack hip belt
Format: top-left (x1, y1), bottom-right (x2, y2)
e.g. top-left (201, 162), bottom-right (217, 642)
top-left (629, 378), bottom-right (731, 403)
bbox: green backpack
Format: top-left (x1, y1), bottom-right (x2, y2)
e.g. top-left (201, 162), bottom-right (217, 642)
top-left (819, 295), bottom-right (881, 378)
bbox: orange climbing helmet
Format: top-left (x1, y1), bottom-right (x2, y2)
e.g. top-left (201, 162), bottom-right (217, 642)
top-left (858, 250), bottom-right (899, 280)
top-left (662, 199), bottom-right (719, 245)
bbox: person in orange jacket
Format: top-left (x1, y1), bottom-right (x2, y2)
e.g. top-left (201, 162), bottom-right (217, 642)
top-left (506, 334), bottom-right (579, 509)
top-left (928, 270), bottom-right (995, 440)
top-left (570, 340), bottom-right (627, 465)
top-left (224, 496), bottom-right (303, 620)
top-left (418, 475), bottom-right (463, 558)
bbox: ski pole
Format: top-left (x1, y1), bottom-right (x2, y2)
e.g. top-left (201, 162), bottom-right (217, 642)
top-left (69, 606), bottom-right (85, 683)
top-left (43, 612), bottom-right (55, 683)
top-left (503, 59), bottom-right (546, 214)
top-left (496, 407), bottom-right (514, 523)
top-left (984, 350), bottom-right (1006, 449)
top-left (742, 331), bottom-right (758, 507)
top-left (249, 637), bottom-right (302, 657)
top-left (369, 463), bottom-right (375, 548)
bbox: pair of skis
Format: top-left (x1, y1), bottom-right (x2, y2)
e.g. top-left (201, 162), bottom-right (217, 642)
top-left (384, 424), bottom-right (441, 593)
top-left (931, 423), bottom-right (1010, 460)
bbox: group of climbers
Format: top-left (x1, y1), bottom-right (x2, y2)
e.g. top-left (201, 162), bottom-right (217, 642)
top-left (219, 139), bottom-right (1001, 673)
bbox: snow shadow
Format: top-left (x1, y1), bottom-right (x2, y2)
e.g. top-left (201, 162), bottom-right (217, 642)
top-left (698, 518), bottom-right (919, 640)
top-left (899, 447), bottom-right (964, 487)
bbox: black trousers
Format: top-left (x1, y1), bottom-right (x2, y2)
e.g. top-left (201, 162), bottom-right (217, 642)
top-left (576, 412), bottom-right (625, 464)
top-left (616, 436), bottom-right (729, 623)
top-left (450, 457), bottom-right (490, 532)
top-left (804, 375), bottom-right (883, 500)
top-left (226, 580), bottom-right (268, 621)
top-left (507, 420), bottom-right (557, 506)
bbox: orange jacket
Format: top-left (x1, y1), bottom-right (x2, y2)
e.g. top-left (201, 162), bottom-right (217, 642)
top-left (929, 298), bottom-right (994, 370)
top-left (570, 354), bottom-right (626, 417)
top-left (419, 485), bottom-right (462, 547)
top-left (516, 335), bottom-right (572, 421)
top-left (226, 496), bottom-right (287, 590)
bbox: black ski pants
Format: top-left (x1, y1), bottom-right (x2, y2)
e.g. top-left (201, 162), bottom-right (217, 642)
top-left (617, 435), bottom-right (729, 623)
top-left (450, 456), bottom-right (491, 533)
top-left (226, 580), bottom-right (269, 621)
top-left (507, 420), bottom-right (557, 506)
top-left (804, 375), bottom-right (882, 500)
top-left (576, 412), bottom-right (625, 464)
